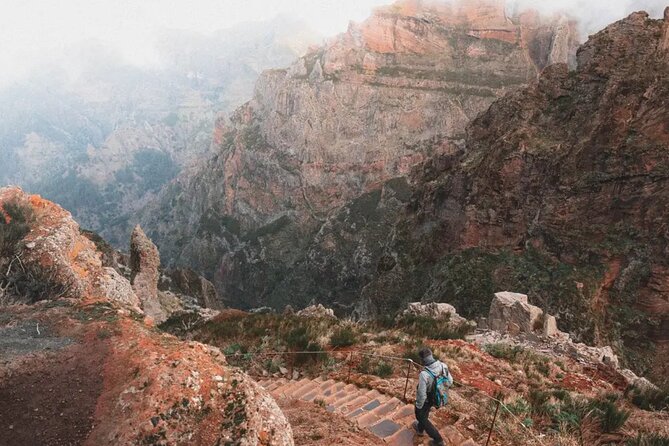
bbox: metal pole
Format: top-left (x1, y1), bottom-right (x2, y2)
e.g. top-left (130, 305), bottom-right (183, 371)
top-left (402, 361), bottom-right (412, 402)
top-left (486, 400), bottom-right (501, 446)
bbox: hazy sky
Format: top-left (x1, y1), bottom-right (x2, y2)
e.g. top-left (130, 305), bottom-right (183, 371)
top-left (0, 0), bottom-right (666, 87)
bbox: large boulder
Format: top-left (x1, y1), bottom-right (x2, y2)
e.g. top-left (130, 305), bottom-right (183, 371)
top-left (488, 292), bottom-right (544, 335)
top-left (130, 225), bottom-right (166, 323)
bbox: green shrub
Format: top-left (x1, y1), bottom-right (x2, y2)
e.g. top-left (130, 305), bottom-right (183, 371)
top-left (374, 361), bottom-right (394, 378)
top-left (592, 399), bottom-right (630, 433)
top-left (484, 343), bottom-right (526, 361)
top-left (330, 326), bottom-right (357, 348)
top-left (286, 326), bottom-right (310, 350)
top-left (628, 384), bottom-right (669, 412)
top-left (505, 398), bottom-right (531, 416)
top-left (356, 356), bottom-right (372, 374)
top-left (0, 201), bottom-right (33, 257)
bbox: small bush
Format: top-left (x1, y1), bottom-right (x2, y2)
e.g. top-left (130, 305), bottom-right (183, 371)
top-left (330, 326), bottom-right (357, 348)
top-left (506, 398), bottom-right (531, 416)
top-left (374, 361), bottom-right (393, 378)
top-left (628, 384), bottom-right (669, 412)
top-left (484, 343), bottom-right (526, 361)
top-left (356, 356), bottom-right (372, 374)
top-left (592, 399), bottom-right (630, 433)
top-left (286, 326), bottom-right (311, 350)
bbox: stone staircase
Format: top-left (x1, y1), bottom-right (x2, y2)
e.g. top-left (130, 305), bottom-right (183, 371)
top-left (259, 377), bottom-right (478, 446)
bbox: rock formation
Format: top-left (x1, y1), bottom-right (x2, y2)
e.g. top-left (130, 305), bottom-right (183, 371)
top-left (140, 0), bottom-right (579, 311)
top-left (0, 187), bottom-right (293, 445)
top-left (130, 225), bottom-right (167, 323)
top-left (357, 10), bottom-right (669, 381)
top-left (296, 304), bottom-right (336, 319)
top-left (150, 8), bottom-right (669, 382)
top-left (402, 301), bottom-right (468, 326)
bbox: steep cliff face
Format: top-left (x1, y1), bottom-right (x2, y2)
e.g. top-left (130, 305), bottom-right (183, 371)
top-left (353, 10), bottom-right (669, 380)
top-left (162, 9), bottom-right (669, 380)
top-left (142, 0), bottom-right (578, 306)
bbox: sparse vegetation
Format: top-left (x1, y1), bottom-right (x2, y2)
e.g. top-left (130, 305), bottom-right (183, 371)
top-left (374, 361), bottom-right (393, 378)
top-left (1, 199), bottom-right (72, 305)
top-left (627, 384), bottom-right (669, 412)
top-left (329, 326), bottom-right (357, 348)
top-left (626, 433), bottom-right (669, 446)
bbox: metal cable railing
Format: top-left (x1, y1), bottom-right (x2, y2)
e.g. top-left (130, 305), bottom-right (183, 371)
top-left (227, 348), bottom-right (549, 446)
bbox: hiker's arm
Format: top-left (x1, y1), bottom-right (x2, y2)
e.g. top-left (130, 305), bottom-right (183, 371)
top-left (415, 371), bottom-right (428, 408)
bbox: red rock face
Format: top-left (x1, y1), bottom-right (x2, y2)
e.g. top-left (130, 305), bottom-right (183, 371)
top-left (142, 0), bottom-right (580, 288)
top-left (385, 11), bottom-right (669, 379)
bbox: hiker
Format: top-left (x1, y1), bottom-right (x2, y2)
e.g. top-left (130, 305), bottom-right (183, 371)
top-left (413, 347), bottom-right (453, 446)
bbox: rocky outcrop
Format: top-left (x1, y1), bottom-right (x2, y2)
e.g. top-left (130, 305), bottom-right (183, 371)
top-left (130, 225), bottom-right (166, 323)
top-left (0, 188), bottom-right (293, 445)
top-left (159, 267), bottom-right (220, 310)
top-left (140, 0), bottom-right (578, 311)
top-left (402, 301), bottom-right (468, 326)
top-left (0, 186), bottom-right (141, 310)
top-left (296, 304), bottom-right (336, 319)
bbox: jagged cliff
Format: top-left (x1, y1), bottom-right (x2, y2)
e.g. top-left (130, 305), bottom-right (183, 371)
top-left (289, 9), bottom-right (669, 380)
top-left (139, 0), bottom-right (578, 306)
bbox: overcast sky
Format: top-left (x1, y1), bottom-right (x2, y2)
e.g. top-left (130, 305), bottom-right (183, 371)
top-left (0, 0), bottom-right (666, 88)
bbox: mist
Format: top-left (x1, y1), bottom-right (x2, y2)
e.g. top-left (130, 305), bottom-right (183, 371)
top-left (0, 0), bottom-right (667, 89)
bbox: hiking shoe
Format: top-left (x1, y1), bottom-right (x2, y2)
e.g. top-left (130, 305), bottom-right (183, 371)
top-left (429, 441), bottom-right (445, 446)
top-left (411, 421), bottom-right (425, 436)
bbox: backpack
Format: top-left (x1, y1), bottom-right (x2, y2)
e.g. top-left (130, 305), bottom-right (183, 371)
top-left (426, 363), bottom-right (453, 408)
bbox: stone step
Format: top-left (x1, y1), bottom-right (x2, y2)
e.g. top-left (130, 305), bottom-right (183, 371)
top-left (301, 379), bottom-right (337, 402)
top-left (384, 427), bottom-right (415, 446)
top-left (291, 379), bottom-right (324, 400)
top-left (339, 390), bottom-right (382, 414)
top-left (328, 389), bottom-right (365, 412)
top-left (264, 378), bottom-right (287, 391)
top-left (271, 379), bottom-right (308, 399)
top-left (356, 397), bottom-right (402, 428)
top-left (323, 384), bottom-right (357, 404)
top-left (321, 381), bottom-right (345, 399)
top-left (369, 418), bottom-right (403, 439)
top-left (261, 378), bottom-right (480, 445)
top-left (346, 395), bottom-right (389, 419)
top-left (284, 378), bottom-right (318, 398)
top-left (442, 426), bottom-right (467, 445)
top-left (388, 404), bottom-right (415, 422)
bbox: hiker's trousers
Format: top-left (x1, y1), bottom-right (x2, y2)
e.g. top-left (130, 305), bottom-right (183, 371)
top-left (415, 403), bottom-right (443, 443)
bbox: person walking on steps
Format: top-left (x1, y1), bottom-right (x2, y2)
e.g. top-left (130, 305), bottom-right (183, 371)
top-left (413, 347), bottom-right (453, 446)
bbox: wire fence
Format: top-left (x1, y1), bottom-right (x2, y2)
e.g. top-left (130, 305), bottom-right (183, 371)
top-left (227, 348), bottom-right (548, 446)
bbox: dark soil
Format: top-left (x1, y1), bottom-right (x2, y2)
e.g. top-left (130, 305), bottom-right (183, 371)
top-left (0, 339), bottom-right (108, 446)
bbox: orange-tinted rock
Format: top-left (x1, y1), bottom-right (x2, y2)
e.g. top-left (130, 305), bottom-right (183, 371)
top-left (0, 189), bottom-right (294, 445)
